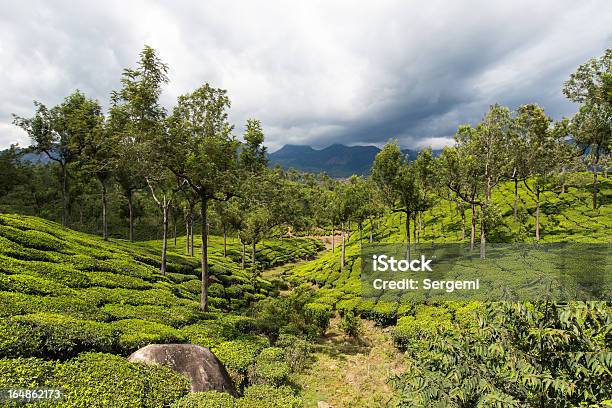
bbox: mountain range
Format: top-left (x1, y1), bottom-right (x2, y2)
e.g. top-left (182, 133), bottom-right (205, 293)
top-left (3, 144), bottom-right (441, 178)
top-left (268, 144), bottom-right (441, 177)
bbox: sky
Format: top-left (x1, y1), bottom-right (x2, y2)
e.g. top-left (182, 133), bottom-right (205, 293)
top-left (0, 1), bottom-right (610, 152)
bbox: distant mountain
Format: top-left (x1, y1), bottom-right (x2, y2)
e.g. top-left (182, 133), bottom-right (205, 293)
top-left (268, 144), bottom-right (441, 177)
top-left (0, 147), bottom-right (53, 164)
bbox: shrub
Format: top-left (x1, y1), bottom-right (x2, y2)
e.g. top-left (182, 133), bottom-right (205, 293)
top-left (0, 357), bottom-right (57, 389)
top-left (248, 347), bottom-right (290, 386)
top-left (54, 353), bottom-right (189, 408)
top-left (240, 385), bottom-right (302, 408)
top-left (340, 311), bottom-right (362, 338)
top-left (0, 321), bottom-right (42, 358)
top-left (304, 303), bottom-right (331, 336)
top-left (103, 303), bottom-right (203, 327)
top-left (110, 319), bottom-right (186, 354)
top-left (85, 272), bottom-right (153, 290)
top-left (275, 334), bottom-right (312, 372)
top-left (0, 274), bottom-right (74, 296)
top-left (6, 313), bottom-right (116, 359)
top-left (171, 391), bottom-right (236, 408)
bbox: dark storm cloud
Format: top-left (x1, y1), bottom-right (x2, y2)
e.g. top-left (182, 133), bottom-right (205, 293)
top-left (1, 0), bottom-right (610, 151)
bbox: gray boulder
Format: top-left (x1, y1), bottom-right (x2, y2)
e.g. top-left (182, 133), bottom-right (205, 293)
top-left (128, 344), bottom-right (237, 396)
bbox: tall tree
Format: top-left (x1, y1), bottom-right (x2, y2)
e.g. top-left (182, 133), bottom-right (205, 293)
top-left (165, 84), bottom-right (238, 312)
top-left (372, 142), bottom-right (421, 259)
top-left (563, 48), bottom-right (611, 209)
top-left (13, 91), bottom-right (97, 226)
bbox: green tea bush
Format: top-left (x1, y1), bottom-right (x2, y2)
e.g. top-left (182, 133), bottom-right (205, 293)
top-left (304, 303), bottom-right (331, 336)
top-left (85, 271), bottom-right (153, 290)
top-left (171, 391), bottom-right (236, 408)
top-left (54, 353), bottom-right (189, 408)
top-left (0, 225), bottom-right (66, 252)
top-left (248, 347), bottom-right (290, 386)
top-left (240, 385), bottom-right (302, 408)
top-left (340, 311), bottom-right (361, 338)
top-left (0, 274), bottom-right (74, 296)
top-left (110, 319), bottom-right (186, 353)
top-left (5, 313), bottom-right (116, 359)
top-left (103, 303), bottom-right (203, 327)
top-left (275, 334), bottom-right (312, 372)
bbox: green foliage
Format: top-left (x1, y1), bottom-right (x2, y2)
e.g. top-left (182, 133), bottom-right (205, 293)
top-left (392, 302), bottom-right (612, 407)
top-left (110, 319), bottom-right (186, 353)
top-left (340, 311), bottom-right (362, 338)
top-left (248, 347), bottom-right (290, 386)
top-left (0, 353), bottom-right (189, 407)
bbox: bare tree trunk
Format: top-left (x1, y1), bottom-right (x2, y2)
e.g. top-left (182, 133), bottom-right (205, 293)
top-left (185, 218), bottom-right (190, 255)
top-left (461, 206), bottom-right (466, 241)
top-left (161, 203), bottom-right (168, 274)
top-left (241, 241), bottom-right (246, 270)
top-left (173, 215), bottom-right (177, 246)
top-left (593, 170), bottom-right (598, 209)
top-left (200, 198), bottom-right (209, 312)
top-left (479, 205), bottom-right (486, 259)
top-left (470, 203), bottom-right (476, 251)
top-left (341, 222), bottom-right (346, 268)
top-left (252, 241), bottom-right (256, 266)
top-left (513, 178), bottom-right (519, 221)
top-left (413, 213), bottom-right (417, 253)
top-left (61, 164), bottom-right (67, 226)
top-left (127, 191), bottom-right (134, 242)
top-left (561, 167), bottom-right (566, 194)
top-left (101, 180), bottom-right (108, 241)
top-left (535, 190), bottom-right (540, 241)
top-left (223, 224), bottom-right (227, 257)
top-left (369, 216), bottom-right (373, 243)
top-left (189, 221), bottom-right (194, 257)
top-left (331, 225), bottom-right (335, 254)
top-left (405, 212), bottom-right (411, 260)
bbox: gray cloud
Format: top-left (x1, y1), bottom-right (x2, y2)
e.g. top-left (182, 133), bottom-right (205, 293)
top-left (1, 0), bottom-right (610, 151)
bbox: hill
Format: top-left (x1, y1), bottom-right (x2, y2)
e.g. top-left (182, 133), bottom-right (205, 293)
top-left (268, 143), bottom-right (441, 177)
top-left (0, 214), bottom-right (323, 407)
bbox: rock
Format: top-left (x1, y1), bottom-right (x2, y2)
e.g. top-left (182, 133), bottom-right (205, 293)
top-left (318, 401), bottom-right (333, 408)
top-left (128, 344), bottom-right (237, 396)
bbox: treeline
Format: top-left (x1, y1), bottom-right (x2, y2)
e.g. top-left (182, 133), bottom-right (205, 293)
top-left (1, 47), bottom-right (609, 309)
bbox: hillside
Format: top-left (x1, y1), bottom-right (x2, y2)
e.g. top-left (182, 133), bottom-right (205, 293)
top-left (0, 214), bottom-right (323, 407)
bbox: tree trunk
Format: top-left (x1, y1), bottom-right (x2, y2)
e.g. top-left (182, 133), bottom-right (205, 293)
top-left (61, 164), bottom-right (67, 226)
top-left (405, 212), bottom-right (411, 260)
top-left (199, 198), bottom-right (209, 312)
top-left (593, 170), bottom-right (598, 209)
top-left (535, 190), bottom-right (540, 241)
top-left (460, 206), bottom-right (466, 241)
top-left (470, 203), bottom-right (476, 251)
top-left (252, 241), bottom-right (256, 266)
top-left (412, 213), bottom-right (417, 253)
top-left (223, 225), bottom-right (227, 257)
top-left (369, 216), bottom-right (373, 243)
top-left (185, 218), bottom-right (190, 255)
top-left (513, 178), bottom-right (519, 221)
top-left (190, 221), bottom-right (194, 257)
top-left (341, 222), bottom-right (346, 268)
top-left (101, 180), bottom-right (108, 241)
top-left (173, 217), bottom-right (177, 246)
top-left (561, 167), bottom-right (566, 194)
top-left (479, 205), bottom-right (486, 259)
top-left (359, 224), bottom-right (363, 250)
top-left (241, 241), bottom-right (246, 270)
top-left (331, 225), bottom-right (335, 254)
top-left (161, 203), bottom-right (168, 274)
top-left (127, 191), bottom-right (134, 242)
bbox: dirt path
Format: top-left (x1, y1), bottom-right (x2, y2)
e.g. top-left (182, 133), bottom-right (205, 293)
top-left (293, 317), bottom-right (405, 408)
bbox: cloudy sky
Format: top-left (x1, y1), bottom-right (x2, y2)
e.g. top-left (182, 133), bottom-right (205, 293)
top-left (1, 0), bottom-right (610, 152)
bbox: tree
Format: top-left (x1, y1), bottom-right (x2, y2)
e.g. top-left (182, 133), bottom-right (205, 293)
top-left (470, 105), bottom-right (511, 258)
top-left (13, 90), bottom-right (97, 226)
top-left (165, 84), bottom-right (238, 312)
top-left (563, 48), bottom-right (611, 209)
top-left (516, 104), bottom-right (567, 240)
top-left (64, 94), bottom-right (109, 239)
top-left (372, 142), bottom-right (421, 259)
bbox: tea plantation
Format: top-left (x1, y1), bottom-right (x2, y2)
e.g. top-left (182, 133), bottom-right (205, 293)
top-left (283, 173), bottom-right (612, 406)
top-left (0, 213), bottom-right (322, 407)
